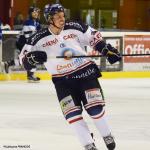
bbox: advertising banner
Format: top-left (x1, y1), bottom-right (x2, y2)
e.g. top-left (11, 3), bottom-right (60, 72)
top-left (124, 35), bottom-right (150, 71)
top-left (124, 35), bottom-right (150, 63)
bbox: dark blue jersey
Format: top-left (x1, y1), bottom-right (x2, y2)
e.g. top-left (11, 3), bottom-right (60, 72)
top-left (22, 18), bottom-right (41, 38)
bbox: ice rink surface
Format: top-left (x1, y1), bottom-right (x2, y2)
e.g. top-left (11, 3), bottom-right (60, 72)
top-left (0, 78), bottom-right (150, 150)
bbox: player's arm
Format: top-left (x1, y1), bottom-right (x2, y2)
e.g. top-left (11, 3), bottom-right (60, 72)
top-left (83, 26), bottom-right (122, 64)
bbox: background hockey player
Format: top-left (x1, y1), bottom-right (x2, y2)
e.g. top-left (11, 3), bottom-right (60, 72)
top-left (19, 3), bottom-right (122, 150)
top-left (20, 6), bottom-right (41, 82)
top-left (5, 6), bottom-right (41, 82)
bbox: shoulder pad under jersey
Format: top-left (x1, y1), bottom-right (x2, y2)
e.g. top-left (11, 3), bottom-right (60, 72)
top-left (64, 21), bottom-right (88, 33)
top-left (27, 28), bottom-right (51, 45)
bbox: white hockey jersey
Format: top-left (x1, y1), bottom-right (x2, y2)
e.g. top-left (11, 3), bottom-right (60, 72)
top-left (19, 21), bottom-right (103, 80)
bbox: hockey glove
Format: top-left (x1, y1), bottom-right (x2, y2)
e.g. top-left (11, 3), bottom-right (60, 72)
top-left (22, 51), bottom-right (47, 70)
top-left (101, 43), bottom-right (122, 64)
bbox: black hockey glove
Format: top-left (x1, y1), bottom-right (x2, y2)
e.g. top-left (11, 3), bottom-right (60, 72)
top-left (22, 51), bottom-right (47, 70)
top-left (101, 43), bottom-right (122, 64)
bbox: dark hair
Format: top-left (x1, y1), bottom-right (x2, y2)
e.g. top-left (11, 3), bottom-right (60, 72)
top-left (28, 6), bottom-right (40, 18)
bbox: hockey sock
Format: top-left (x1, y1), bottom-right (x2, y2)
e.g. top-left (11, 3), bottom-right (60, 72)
top-left (69, 119), bottom-right (94, 146)
top-left (93, 114), bottom-right (112, 137)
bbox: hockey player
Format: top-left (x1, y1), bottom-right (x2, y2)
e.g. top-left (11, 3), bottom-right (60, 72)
top-left (19, 3), bottom-right (122, 150)
top-left (20, 6), bottom-right (41, 82)
top-left (5, 6), bottom-right (41, 82)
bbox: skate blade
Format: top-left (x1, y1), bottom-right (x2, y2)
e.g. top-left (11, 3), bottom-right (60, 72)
top-left (27, 80), bottom-right (40, 83)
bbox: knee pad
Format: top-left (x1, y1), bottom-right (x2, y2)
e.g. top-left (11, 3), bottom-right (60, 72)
top-left (85, 105), bottom-right (105, 119)
top-left (60, 95), bottom-right (83, 124)
top-left (84, 88), bottom-right (105, 119)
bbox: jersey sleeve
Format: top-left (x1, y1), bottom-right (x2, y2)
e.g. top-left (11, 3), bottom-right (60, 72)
top-left (19, 29), bottom-right (45, 65)
top-left (79, 25), bottom-right (121, 64)
top-left (80, 26), bottom-right (103, 48)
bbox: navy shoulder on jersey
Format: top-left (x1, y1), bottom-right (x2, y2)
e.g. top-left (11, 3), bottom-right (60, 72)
top-left (64, 21), bottom-right (88, 33)
top-left (27, 28), bottom-right (51, 45)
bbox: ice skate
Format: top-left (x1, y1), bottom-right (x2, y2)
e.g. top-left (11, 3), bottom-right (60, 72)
top-left (84, 143), bottom-right (98, 150)
top-left (27, 75), bottom-right (40, 83)
top-left (4, 62), bottom-right (9, 73)
top-left (4, 60), bottom-right (15, 73)
top-left (103, 134), bottom-right (116, 150)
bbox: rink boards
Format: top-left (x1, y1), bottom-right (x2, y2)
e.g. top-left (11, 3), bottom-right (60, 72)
top-left (0, 71), bottom-right (150, 81)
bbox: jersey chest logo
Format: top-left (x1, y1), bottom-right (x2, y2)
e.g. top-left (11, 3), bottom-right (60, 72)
top-left (63, 33), bottom-right (77, 40)
top-left (42, 38), bottom-right (58, 47)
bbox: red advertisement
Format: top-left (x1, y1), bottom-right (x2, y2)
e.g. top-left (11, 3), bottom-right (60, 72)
top-left (124, 35), bottom-right (150, 63)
